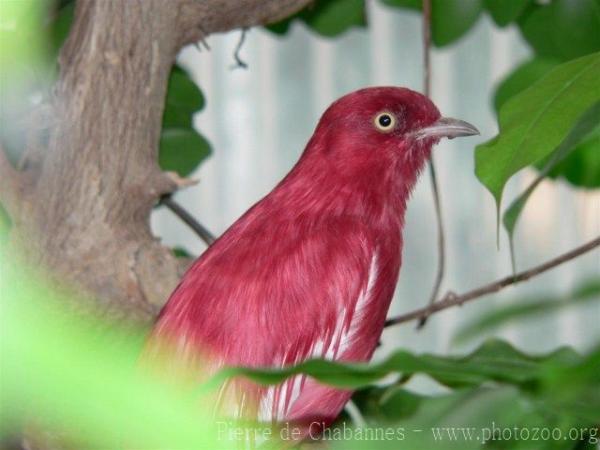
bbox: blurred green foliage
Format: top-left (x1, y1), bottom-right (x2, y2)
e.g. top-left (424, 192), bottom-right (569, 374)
top-left (0, 262), bottom-right (232, 449)
top-left (2, 258), bottom-right (598, 449)
top-left (2, 1), bottom-right (600, 449)
top-left (517, 0), bottom-right (600, 61)
top-left (0, 0), bottom-right (45, 73)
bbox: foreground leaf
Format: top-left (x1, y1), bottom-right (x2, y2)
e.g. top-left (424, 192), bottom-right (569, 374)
top-left (345, 386), bottom-right (549, 450)
top-left (540, 345), bottom-right (600, 423)
top-left (0, 266), bottom-right (229, 449)
top-left (475, 51), bottom-right (600, 214)
top-left (210, 339), bottom-right (580, 391)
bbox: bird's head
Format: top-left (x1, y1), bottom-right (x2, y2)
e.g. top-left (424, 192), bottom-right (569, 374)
top-left (305, 86), bottom-right (478, 189)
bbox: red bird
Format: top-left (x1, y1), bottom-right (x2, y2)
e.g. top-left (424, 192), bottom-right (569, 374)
top-left (146, 87), bottom-right (478, 436)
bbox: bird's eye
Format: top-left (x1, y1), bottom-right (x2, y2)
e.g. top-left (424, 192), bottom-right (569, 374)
top-left (374, 112), bottom-right (396, 132)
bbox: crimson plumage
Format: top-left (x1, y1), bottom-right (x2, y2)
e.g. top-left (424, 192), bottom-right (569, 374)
top-left (145, 87), bottom-right (477, 434)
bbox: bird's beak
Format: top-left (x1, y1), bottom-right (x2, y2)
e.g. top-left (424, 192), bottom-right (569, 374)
top-left (413, 117), bottom-right (480, 141)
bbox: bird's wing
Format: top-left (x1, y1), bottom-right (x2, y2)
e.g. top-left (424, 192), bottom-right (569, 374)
top-left (149, 218), bottom-right (388, 422)
top-left (257, 243), bottom-right (382, 424)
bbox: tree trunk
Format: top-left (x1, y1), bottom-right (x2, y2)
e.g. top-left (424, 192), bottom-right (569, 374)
top-left (3, 0), bottom-right (313, 323)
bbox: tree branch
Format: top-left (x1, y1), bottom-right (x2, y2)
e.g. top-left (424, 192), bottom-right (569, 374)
top-left (385, 235), bottom-right (600, 328)
top-left (9, 0), bottom-right (316, 324)
top-left (179, 0), bottom-right (313, 45)
top-left (160, 195), bottom-right (216, 246)
top-left (418, 0), bottom-right (445, 329)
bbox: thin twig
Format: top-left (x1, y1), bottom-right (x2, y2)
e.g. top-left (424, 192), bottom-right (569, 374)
top-left (160, 195), bottom-right (216, 246)
top-left (417, 0), bottom-right (445, 329)
top-left (422, 0), bottom-right (431, 98)
top-left (385, 235), bottom-right (600, 328)
top-left (231, 28), bottom-right (249, 70)
top-left (194, 24), bottom-right (211, 52)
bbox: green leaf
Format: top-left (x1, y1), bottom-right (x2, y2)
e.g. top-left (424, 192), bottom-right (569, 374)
top-left (172, 246), bottom-right (193, 258)
top-left (351, 386), bottom-right (425, 422)
top-left (431, 0), bottom-right (483, 47)
top-left (163, 67), bottom-right (205, 129)
top-left (382, 0), bottom-right (483, 47)
top-left (159, 128), bottom-right (211, 177)
top-left (48, 1), bottom-right (74, 58)
top-left (540, 346), bottom-right (600, 423)
top-left (346, 370), bottom-right (599, 448)
top-left (475, 51), bottom-right (600, 215)
top-left (543, 125), bottom-right (600, 188)
top-left (277, 0), bottom-right (481, 46)
top-left (348, 387), bottom-right (541, 450)
top-left (518, 0), bottom-right (600, 61)
top-left (265, 20), bottom-right (293, 35)
top-left (160, 66), bottom-right (210, 177)
top-left (208, 339), bottom-right (581, 392)
top-left (484, 0), bottom-right (531, 27)
top-left (301, 0), bottom-right (367, 37)
top-left (380, 0), bottom-right (422, 10)
top-left (493, 58), bottom-right (560, 114)
top-left (518, 3), bottom-right (564, 60)
top-left (454, 278), bottom-right (600, 344)
top-left (266, 0), bottom-right (366, 38)
top-left (553, 0), bottom-right (600, 60)
top-left (346, 386), bottom-right (555, 450)
top-left (502, 102), bottom-right (600, 245)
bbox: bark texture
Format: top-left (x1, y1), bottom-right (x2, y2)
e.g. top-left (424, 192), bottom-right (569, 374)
top-left (4, 0), bottom-right (313, 322)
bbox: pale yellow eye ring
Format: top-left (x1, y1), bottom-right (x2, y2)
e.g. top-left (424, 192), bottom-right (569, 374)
top-left (373, 111), bottom-right (397, 132)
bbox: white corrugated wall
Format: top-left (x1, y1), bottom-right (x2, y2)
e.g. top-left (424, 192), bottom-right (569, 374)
top-left (151, 2), bottom-right (600, 364)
